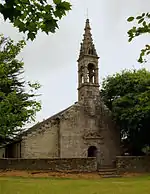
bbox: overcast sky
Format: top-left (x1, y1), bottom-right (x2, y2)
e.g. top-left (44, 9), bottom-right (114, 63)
top-left (0, 0), bottom-right (150, 125)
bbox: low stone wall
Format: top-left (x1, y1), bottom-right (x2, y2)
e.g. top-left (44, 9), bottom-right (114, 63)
top-left (116, 156), bottom-right (150, 173)
top-left (0, 158), bottom-right (97, 172)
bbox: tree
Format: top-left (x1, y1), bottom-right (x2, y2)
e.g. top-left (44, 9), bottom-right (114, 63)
top-left (0, 34), bottom-right (41, 144)
top-left (127, 13), bottom-right (150, 63)
top-left (101, 68), bottom-right (150, 155)
top-left (0, 0), bottom-right (71, 40)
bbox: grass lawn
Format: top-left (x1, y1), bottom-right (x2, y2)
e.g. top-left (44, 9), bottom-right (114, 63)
top-left (0, 176), bottom-right (150, 194)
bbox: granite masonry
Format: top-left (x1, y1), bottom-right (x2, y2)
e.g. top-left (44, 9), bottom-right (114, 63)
top-left (0, 158), bottom-right (97, 172)
top-left (116, 156), bottom-right (150, 173)
top-left (0, 19), bottom-right (120, 170)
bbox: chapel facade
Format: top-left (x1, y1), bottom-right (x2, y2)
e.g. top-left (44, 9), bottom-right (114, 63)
top-left (0, 19), bottom-right (120, 166)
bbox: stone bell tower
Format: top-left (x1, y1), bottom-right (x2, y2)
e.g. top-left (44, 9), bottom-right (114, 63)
top-left (77, 19), bottom-right (100, 103)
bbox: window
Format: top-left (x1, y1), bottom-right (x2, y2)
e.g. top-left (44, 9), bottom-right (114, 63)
top-left (81, 74), bottom-right (84, 83)
top-left (80, 66), bottom-right (84, 84)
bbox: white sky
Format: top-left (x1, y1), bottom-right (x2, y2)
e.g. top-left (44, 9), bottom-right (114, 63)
top-left (0, 0), bottom-right (150, 126)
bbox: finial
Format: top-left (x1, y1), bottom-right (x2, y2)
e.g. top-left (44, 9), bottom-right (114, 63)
top-left (86, 8), bottom-right (89, 19)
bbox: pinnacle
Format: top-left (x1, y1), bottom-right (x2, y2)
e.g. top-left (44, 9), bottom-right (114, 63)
top-left (85, 19), bottom-right (91, 30)
top-left (79, 19), bottom-right (98, 59)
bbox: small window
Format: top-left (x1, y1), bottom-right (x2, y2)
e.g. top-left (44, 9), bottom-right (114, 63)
top-left (81, 74), bottom-right (84, 83)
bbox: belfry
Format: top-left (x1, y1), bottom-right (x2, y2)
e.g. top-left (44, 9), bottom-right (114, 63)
top-left (78, 19), bottom-right (99, 102)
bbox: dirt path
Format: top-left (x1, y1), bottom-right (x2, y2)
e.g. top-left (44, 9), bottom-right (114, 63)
top-left (0, 170), bottom-right (102, 179)
top-left (0, 170), bottom-right (146, 179)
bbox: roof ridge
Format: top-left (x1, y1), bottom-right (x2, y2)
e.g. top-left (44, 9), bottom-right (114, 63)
top-left (20, 104), bottom-right (75, 138)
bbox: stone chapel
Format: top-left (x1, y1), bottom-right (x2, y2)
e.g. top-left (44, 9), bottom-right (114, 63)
top-left (1, 19), bottom-right (120, 166)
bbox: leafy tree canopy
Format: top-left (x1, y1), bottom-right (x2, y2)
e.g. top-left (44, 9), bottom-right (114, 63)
top-left (0, 0), bottom-right (71, 40)
top-left (127, 12), bottom-right (150, 63)
top-left (0, 34), bottom-right (41, 144)
top-left (101, 68), bottom-right (150, 155)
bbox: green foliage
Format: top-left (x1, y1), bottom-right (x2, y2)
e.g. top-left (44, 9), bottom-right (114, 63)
top-left (127, 12), bottom-right (150, 63)
top-left (127, 17), bottom-right (134, 22)
top-left (101, 68), bottom-right (150, 155)
top-left (142, 145), bottom-right (150, 155)
top-left (0, 34), bottom-right (41, 142)
top-left (0, 0), bottom-right (71, 40)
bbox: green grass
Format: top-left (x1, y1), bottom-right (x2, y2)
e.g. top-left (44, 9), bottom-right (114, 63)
top-left (0, 176), bottom-right (150, 194)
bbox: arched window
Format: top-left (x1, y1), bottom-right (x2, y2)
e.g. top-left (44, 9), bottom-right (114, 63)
top-left (80, 66), bottom-right (84, 84)
top-left (88, 146), bottom-right (97, 157)
top-left (81, 74), bottom-right (84, 84)
top-left (88, 63), bottom-right (95, 83)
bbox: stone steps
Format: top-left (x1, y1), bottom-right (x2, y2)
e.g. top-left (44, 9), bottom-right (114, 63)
top-left (98, 168), bottom-right (121, 178)
top-left (101, 174), bottom-right (122, 178)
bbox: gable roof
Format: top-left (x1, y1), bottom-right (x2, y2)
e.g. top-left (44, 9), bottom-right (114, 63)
top-left (19, 104), bottom-right (75, 138)
top-left (1, 103), bottom-right (79, 148)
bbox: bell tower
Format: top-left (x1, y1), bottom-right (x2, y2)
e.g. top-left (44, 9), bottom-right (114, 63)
top-left (77, 19), bottom-right (100, 103)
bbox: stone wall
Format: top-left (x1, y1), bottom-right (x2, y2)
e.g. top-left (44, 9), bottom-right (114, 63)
top-left (21, 118), bottom-right (60, 158)
top-left (116, 156), bottom-right (150, 173)
top-left (99, 102), bottom-right (121, 165)
top-left (59, 101), bottom-right (120, 166)
top-left (60, 104), bottom-right (89, 158)
top-left (0, 158), bottom-right (97, 172)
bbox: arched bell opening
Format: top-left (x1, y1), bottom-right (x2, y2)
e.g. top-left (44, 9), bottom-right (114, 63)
top-left (87, 63), bottom-right (95, 84)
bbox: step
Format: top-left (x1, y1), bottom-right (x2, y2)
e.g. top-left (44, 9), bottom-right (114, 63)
top-left (101, 174), bottom-right (122, 178)
top-left (98, 169), bottom-right (117, 174)
top-left (98, 171), bottom-right (117, 175)
top-left (98, 168), bottom-right (117, 172)
top-left (98, 168), bottom-right (121, 178)
top-left (98, 165), bottom-right (116, 169)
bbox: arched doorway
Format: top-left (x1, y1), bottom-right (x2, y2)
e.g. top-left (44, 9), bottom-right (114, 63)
top-left (88, 146), bottom-right (97, 157)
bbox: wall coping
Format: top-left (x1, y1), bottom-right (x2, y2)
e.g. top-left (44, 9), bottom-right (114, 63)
top-left (0, 157), bottom-right (96, 160)
top-left (116, 156), bottom-right (150, 158)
